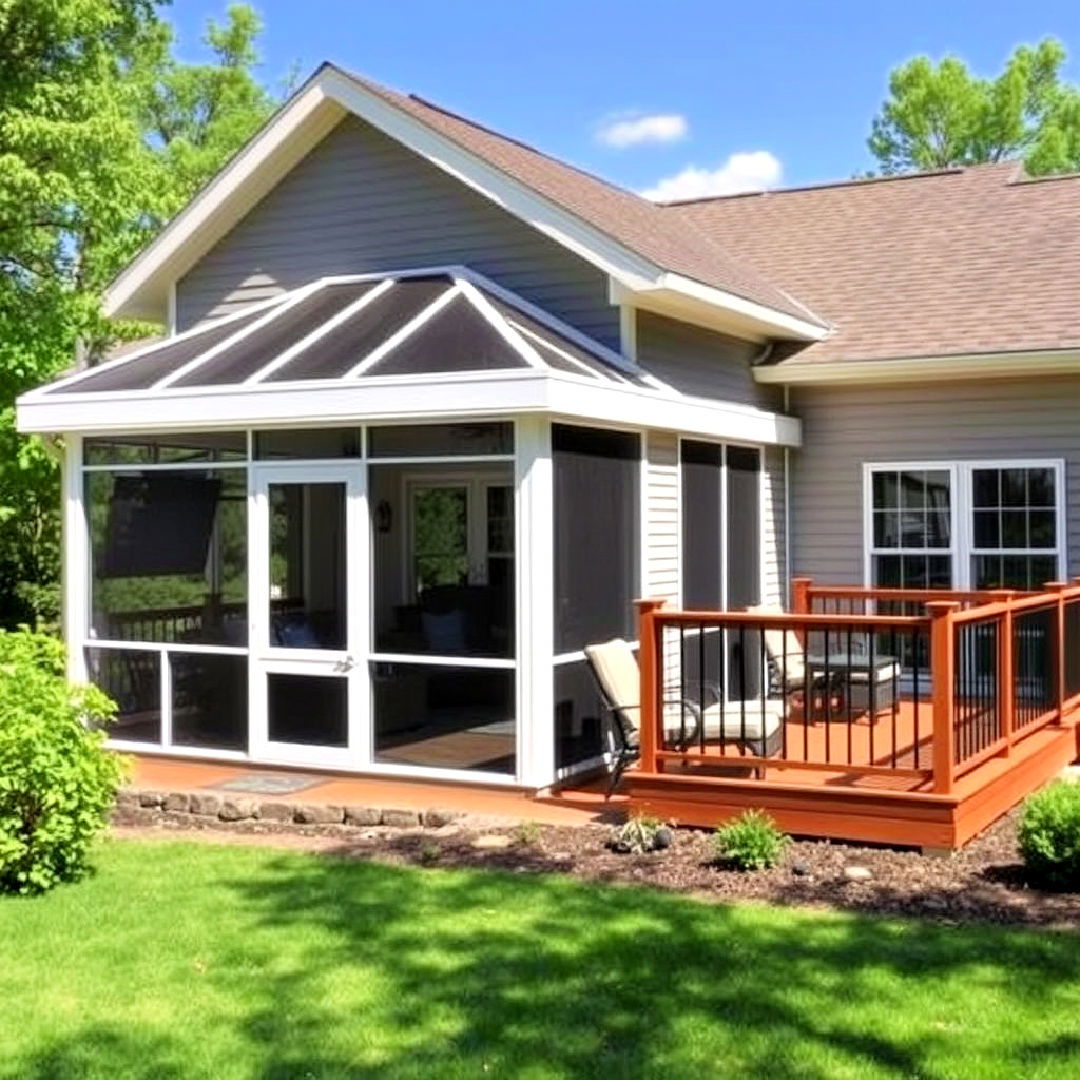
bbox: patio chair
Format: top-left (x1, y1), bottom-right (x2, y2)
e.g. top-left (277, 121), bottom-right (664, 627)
top-left (584, 638), bottom-right (784, 797)
top-left (746, 604), bottom-right (840, 712)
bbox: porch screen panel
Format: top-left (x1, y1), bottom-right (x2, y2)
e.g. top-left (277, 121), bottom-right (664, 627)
top-left (552, 425), bottom-right (640, 653)
top-left (681, 440), bottom-right (723, 608)
top-left (726, 447), bottom-right (761, 609)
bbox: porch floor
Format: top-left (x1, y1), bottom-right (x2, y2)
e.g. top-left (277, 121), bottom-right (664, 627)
top-left (126, 755), bottom-right (612, 827)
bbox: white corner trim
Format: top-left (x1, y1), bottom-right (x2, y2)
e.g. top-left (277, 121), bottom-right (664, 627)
top-left (754, 348), bottom-right (1080, 386)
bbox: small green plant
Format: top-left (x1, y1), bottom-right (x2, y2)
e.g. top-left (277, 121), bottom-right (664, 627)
top-left (418, 842), bottom-right (442, 866)
top-left (514, 820), bottom-right (542, 847)
top-left (613, 814), bottom-right (672, 854)
top-left (1018, 781), bottom-right (1080, 888)
top-left (714, 810), bottom-right (790, 871)
top-left (0, 629), bottom-right (127, 894)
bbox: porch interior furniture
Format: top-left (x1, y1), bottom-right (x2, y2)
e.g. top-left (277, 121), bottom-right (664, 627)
top-left (746, 603), bottom-right (839, 710)
top-left (584, 638), bottom-right (784, 796)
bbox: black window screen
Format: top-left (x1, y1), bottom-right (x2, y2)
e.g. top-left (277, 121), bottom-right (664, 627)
top-left (681, 440), bottom-right (723, 608)
top-left (726, 446), bottom-right (761, 609)
top-left (553, 424), bottom-right (639, 653)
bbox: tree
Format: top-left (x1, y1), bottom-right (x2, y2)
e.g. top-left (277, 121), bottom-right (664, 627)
top-left (868, 38), bottom-right (1080, 175)
top-left (0, 1), bottom-right (280, 627)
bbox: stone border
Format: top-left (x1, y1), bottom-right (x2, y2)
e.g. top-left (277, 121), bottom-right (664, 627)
top-left (113, 788), bottom-right (462, 833)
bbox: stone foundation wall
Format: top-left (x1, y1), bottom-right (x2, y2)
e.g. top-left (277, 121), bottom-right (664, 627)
top-left (113, 788), bottom-right (462, 834)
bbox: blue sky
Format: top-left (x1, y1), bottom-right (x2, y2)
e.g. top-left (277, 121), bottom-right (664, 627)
top-left (167, 0), bottom-right (1080, 196)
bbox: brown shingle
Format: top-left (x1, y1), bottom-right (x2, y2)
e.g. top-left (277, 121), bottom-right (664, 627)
top-left (670, 163), bottom-right (1080, 365)
top-left (330, 64), bottom-right (822, 327)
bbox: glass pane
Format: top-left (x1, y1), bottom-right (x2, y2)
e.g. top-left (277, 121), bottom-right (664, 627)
top-left (873, 511), bottom-right (899, 548)
top-left (269, 482), bottom-right (346, 650)
top-left (972, 469), bottom-right (999, 509)
top-left (972, 510), bottom-right (1000, 548)
top-left (368, 423), bottom-right (513, 458)
top-left (86, 648), bottom-right (161, 743)
top-left (1029, 510), bottom-right (1056, 548)
top-left (926, 506), bottom-right (951, 547)
top-left (925, 470), bottom-right (951, 509)
top-left (1001, 469), bottom-right (1027, 507)
top-left (554, 425), bottom-right (640, 652)
top-left (1029, 556), bottom-right (1058, 588)
top-left (900, 471), bottom-right (927, 509)
top-left (171, 653), bottom-right (248, 751)
top-left (871, 470), bottom-right (898, 510)
top-left (927, 556), bottom-right (953, 588)
top-left (268, 673), bottom-right (347, 747)
top-left (372, 662), bottom-right (515, 774)
top-left (370, 463), bottom-right (514, 658)
top-left (972, 554), bottom-right (1002, 590)
top-left (87, 469), bottom-right (247, 645)
top-left (901, 555), bottom-right (929, 589)
top-left (1003, 556), bottom-right (1033, 589)
top-left (1027, 468), bottom-right (1055, 507)
top-left (898, 511), bottom-right (927, 548)
top-left (84, 432), bottom-right (246, 466)
top-left (413, 487), bottom-right (469, 592)
top-left (872, 555), bottom-right (901, 588)
top-left (1001, 511), bottom-right (1027, 547)
top-left (255, 428), bottom-right (361, 459)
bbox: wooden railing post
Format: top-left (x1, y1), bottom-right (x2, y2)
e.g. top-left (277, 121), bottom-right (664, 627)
top-left (1047, 581), bottom-right (1069, 723)
top-left (927, 600), bottom-right (960, 795)
top-left (635, 598), bottom-right (667, 774)
top-left (998, 592), bottom-right (1017, 757)
top-left (791, 576), bottom-right (812, 615)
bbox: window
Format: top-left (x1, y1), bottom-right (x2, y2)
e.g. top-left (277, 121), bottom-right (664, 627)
top-left (866, 462), bottom-right (1063, 591)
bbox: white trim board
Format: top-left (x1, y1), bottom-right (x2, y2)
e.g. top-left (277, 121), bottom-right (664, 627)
top-left (101, 64), bottom-right (827, 344)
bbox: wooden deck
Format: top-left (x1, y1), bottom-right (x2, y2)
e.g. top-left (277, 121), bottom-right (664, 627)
top-left (571, 580), bottom-right (1080, 851)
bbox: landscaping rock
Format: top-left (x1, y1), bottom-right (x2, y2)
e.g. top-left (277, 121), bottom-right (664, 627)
top-left (472, 834), bottom-right (513, 850)
top-left (115, 790), bottom-right (140, 809)
top-left (257, 802), bottom-right (293, 823)
top-left (138, 791), bottom-right (165, 808)
top-left (343, 805), bottom-right (381, 827)
top-left (653, 826), bottom-right (675, 851)
top-left (292, 804), bottom-right (344, 825)
top-left (843, 866), bottom-right (873, 882)
top-left (219, 799), bottom-right (258, 822)
top-left (381, 808), bottom-right (421, 829)
top-left (164, 792), bottom-right (190, 813)
top-left (422, 808), bottom-right (459, 828)
top-left (189, 794), bottom-right (223, 817)
top-left (791, 860), bottom-right (811, 877)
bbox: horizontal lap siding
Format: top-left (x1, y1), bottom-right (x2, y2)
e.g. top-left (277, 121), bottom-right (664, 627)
top-left (646, 431), bottom-right (679, 603)
top-left (176, 116), bottom-right (619, 347)
top-left (790, 377), bottom-right (1080, 584)
top-left (635, 311), bottom-right (783, 411)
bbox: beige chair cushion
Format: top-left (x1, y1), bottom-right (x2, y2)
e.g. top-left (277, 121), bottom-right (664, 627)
top-left (746, 604), bottom-right (806, 685)
top-left (663, 700), bottom-right (783, 742)
top-left (584, 639), bottom-right (642, 733)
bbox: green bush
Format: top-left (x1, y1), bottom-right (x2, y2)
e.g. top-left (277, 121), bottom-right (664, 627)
top-left (0, 629), bottom-right (127, 894)
top-left (1018, 781), bottom-right (1080, 889)
top-left (714, 810), bottom-right (790, 871)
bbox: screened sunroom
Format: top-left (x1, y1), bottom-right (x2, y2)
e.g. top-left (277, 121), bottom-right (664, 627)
top-left (17, 267), bottom-right (794, 789)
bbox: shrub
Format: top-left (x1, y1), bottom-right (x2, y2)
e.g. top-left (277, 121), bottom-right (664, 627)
top-left (0, 629), bottom-right (127, 894)
top-left (1018, 781), bottom-right (1080, 889)
top-left (714, 810), bottom-right (790, 871)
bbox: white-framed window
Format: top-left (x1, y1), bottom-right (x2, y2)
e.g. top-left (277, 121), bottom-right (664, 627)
top-left (863, 460), bottom-right (1066, 591)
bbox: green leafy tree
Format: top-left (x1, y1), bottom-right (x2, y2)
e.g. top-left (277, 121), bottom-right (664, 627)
top-left (0, 1), bottom-right (280, 627)
top-left (868, 38), bottom-right (1080, 175)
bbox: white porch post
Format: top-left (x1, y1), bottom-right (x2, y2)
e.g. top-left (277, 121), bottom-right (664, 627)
top-left (515, 416), bottom-right (555, 788)
top-left (62, 432), bottom-right (88, 684)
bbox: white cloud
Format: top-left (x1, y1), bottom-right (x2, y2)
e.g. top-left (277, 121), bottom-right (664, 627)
top-left (639, 150), bottom-right (782, 201)
top-left (596, 112), bottom-right (689, 149)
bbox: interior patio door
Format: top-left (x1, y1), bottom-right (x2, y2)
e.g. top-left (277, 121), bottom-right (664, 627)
top-left (249, 464), bottom-right (367, 767)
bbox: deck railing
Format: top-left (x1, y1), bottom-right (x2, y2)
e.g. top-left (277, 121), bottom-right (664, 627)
top-left (636, 578), bottom-right (1080, 795)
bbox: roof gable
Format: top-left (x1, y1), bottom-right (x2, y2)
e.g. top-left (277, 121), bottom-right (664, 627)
top-left (105, 63), bottom-right (826, 343)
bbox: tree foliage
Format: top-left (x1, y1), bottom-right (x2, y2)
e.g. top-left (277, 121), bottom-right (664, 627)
top-left (868, 38), bottom-right (1080, 176)
top-left (0, 1), bottom-right (281, 627)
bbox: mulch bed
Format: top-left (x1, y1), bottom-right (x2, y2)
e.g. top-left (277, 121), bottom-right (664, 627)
top-left (127, 807), bottom-right (1080, 928)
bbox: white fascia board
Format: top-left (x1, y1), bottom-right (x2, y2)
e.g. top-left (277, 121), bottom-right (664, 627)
top-left (103, 84), bottom-right (346, 320)
top-left (17, 369), bottom-right (800, 447)
top-left (754, 348), bottom-right (1080, 386)
top-left (612, 276), bottom-right (829, 344)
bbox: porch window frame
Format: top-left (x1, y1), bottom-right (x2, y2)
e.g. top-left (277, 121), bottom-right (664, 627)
top-left (862, 459), bottom-right (1066, 590)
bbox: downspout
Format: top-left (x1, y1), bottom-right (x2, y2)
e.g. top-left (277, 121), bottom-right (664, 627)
top-left (783, 384), bottom-right (792, 607)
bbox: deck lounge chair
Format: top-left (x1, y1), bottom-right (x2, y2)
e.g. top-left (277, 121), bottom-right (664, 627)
top-left (584, 638), bottom-right (784, 796)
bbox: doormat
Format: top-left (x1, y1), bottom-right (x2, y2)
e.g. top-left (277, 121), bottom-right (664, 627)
top-left (211, 773), bottom-right (325, 796)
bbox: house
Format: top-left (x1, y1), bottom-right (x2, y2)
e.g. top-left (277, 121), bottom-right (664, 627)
top-left (18, 63), bottom-right (1080, 847)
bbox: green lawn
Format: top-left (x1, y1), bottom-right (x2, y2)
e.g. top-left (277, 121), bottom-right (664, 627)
top-left (2, 840), bottom-right (1080, 1079)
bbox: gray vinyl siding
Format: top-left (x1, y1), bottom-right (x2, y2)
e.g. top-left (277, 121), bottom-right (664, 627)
top-left (635, 310), bottom-right (783, 411)
top-left (790, 377), bottom-right (1080, 584)
top-left (176, 115), bottom-right (619, 348)
top-left (645, 430), bottom-right (679, 603)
